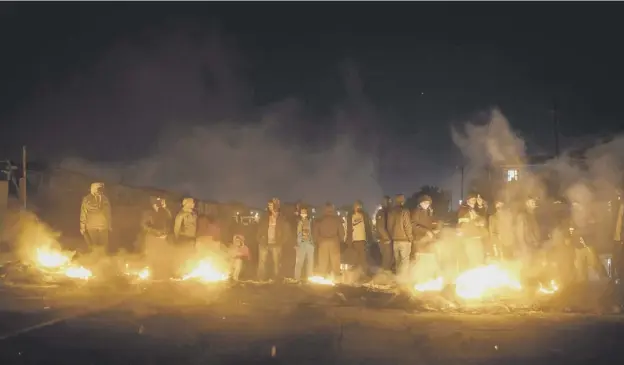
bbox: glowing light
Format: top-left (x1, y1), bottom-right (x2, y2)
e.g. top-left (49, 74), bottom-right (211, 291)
top-left (182, 260), bottom-right (228, 283)
top-left (538, 280), bottom-right (559, 295)
top-left (414, 277), bottom-right (444, 292)
top-left (308, 276), bottom-right (335, 286)
top-left (36, 247), bottom-right (71, 268)
top-left (506, 169), bottom-right (518, 182)
top-left (455, 264), bottom-right (521, 300)
top-left (65, 266), bottom-right (93, 280)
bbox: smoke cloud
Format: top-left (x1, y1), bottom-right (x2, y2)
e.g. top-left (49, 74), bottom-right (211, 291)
top-left (15, 28), bottom-right (383, 209)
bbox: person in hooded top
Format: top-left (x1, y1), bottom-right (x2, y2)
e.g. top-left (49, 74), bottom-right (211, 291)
top-left (313, 202), bottom-right (345, 279)
top-left (80, 182), bottom-right (112, 252)
top-left (174, 197), bottom-right (197, 247)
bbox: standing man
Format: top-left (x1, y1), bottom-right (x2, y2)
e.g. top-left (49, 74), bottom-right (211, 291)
top-left (256, 198), bottom-right (291, 281)
top-left (174, 197), bottom-right (197, 247)
top-left (142, 196), bottom-right (173, 278)
top-left (313, 202), bottom-right (345, 279)
top-left (294, 206), bottom-right (315, 281)
top-left (80, 182), bottom-right (112, 253)
top-left (375, 196), bottom-right (393, 273)
top-left (345, 200), bottom-right (374, 280)
top-left (387, 194), bottom-right (413, 283)
top-left (488, 199), bottom-right (514, 260)
top-left (410, 195), bottom-right (440, 282)
top-left (457, 193), bottom-right (487, 270)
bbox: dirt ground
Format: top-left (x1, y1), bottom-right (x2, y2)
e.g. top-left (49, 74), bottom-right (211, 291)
top-left (0, 281), bottom-right (622, 365)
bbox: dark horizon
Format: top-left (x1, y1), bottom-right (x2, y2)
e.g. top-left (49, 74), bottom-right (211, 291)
top-left (1, 2), bottom-right (623, 206)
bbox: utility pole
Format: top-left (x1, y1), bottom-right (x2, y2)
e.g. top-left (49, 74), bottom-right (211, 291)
top-left (553, 99), bottom-right (560, 156)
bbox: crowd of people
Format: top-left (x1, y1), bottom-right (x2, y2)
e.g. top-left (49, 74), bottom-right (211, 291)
top-left (78, 182), bottom-right (624, 292)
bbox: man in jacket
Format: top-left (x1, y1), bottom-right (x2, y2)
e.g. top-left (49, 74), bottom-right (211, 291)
top-left (256, 198), bottom-right (291, 281)
top-left (345, 200), bottom-right (374, 279)
top-left (375, 196), bottom-right (393, 272)
top-left (142, 196), bottom-right (173, 279)
top-left (387, 194), bottom-right (413, 283)
top-left (488, 199), bottom-right (514, 260)
top-left (313, 202), bottom-right (345, 279)
top-left (80, 182), bottom-right (112, 252)
top-left (457, 193), bottom-right (487, 270)
top-left (410, 194), bottom-right (441, 284)
top-left (294, 206), bottom-right (315, 281)
top-left (174, 197), bottom-right (197, 247)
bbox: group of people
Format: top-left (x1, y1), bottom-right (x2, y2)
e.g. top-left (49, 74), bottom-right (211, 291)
top-left (78, 181), bottom-right (624, 290)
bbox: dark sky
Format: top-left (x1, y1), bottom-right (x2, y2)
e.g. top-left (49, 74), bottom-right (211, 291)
top-left (1, 2), bottom-right (623, 203)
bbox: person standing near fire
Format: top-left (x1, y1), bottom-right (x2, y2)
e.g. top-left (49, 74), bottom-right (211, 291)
top-left (387, 194), bottom-right (414, 283)
top-left (375, 196), bottom-right (393, 273)
top-left (314, 202), bottom-right (345, 280)
top-left (410, 194), bottom-right (441, 284)
top-left (256, 198), bottom-right (291, 281)
top-left (488, 199), bottom-right (514, 260)
top-left (345, 200), bottom-right (374, 281)
top-left (612, 188), bottom-right (624, 283)
top-left (174, 197), bottom-right (197, 247)
top-left (141, 196), bottom-right (173, 278)
top-left (457, 193), bottom-right (487, 270)
top-left (80, 182), bottom-right (112, 253)
top-left (294, 206), bottom-right (315, 281)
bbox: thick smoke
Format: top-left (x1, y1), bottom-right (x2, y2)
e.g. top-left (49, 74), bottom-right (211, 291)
top-left (16, 28), bottom-right (383, 209)
top-left (452, 107), bottom-right (623, 253)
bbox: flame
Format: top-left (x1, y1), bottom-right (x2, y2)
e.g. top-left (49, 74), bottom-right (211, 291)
top-left (65, 266), bottom-right (93, 280)
top-left (455, 264), bottom-right (522, 300)
top-left (181, 260), bottom-right (228, 282)
top-left (125, 264), bottom-right (151, 281)
top-left (35, 247), bottom-right (92, 280)
top-left (414, 277), bottom-right (444, 292)
top-left (308, 276), bottom-right (335, 286)
top-left (538, 280), bottom-right (559, 294)
top-left (36, 247), bottom-right (71, 268)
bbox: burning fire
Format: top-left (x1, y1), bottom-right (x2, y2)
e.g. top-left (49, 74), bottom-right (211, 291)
top-left (308, 276), bottom-right (335, 286)
top-left (125, 264), bottom-right (151, 281)
top-left (37, 247), bottom-right (71, 268)
top-left (35, 247), bottom-right (92, 280)
top-left (414, 277), bottom-right (444, 292)
top-left (538, 280), bottom-right (559, 295)
top-left (181, 260), bottom-right (228, 283)
top-left (455, 264), bottom-right (522, 300)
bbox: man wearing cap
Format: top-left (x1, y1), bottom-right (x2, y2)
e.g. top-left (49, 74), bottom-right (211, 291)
top-left (387, 194), bottom-right (414, 283)
top-left (410, 194), bottom-right (440, 283)
top-left (345, 200), bottom-right (374, 280)
top-left (80, 182), bottom-right (112, 252)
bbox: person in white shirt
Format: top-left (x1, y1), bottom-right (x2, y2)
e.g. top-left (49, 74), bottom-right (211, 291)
top-left (345, 200), bottom-right (373, 280)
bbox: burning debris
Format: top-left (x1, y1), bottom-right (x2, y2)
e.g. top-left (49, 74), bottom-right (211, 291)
top-left (179, 259), bottom-right (229, 283)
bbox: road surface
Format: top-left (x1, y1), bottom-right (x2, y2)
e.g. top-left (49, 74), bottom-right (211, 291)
top-left (0, 281), bottom-right (623, 365)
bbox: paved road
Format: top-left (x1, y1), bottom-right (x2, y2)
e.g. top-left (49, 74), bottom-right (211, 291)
top-left (0, 282), bottom-right (623, 365)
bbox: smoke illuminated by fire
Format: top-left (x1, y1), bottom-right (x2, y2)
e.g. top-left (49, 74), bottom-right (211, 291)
top-left (181, 259), bottom-right (228, 283)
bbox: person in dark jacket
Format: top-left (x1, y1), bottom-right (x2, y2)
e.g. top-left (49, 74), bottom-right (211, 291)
top-left (256, 198), bottom-right (291, 281)
top-left (141, 196), bottom-right (173, 279)
top-left (411, 194), bottom-right (438, 255)
top-left (387, 194), bottom-right (413, 282)
top-left (457, 193), bottom-right (487, 270)
top-left (345, 200), bottom-right (374, 279)
top-left (80, 182), bottom-right (112, 252)
top-left (313, 202), bottom-right (345, 278)
top-left (375, 196), bottom-right (393, 272)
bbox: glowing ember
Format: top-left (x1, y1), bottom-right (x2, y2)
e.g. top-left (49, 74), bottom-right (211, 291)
top-left (137, 267), bottom-right (150, 280)
top-left (414, 277), bottom-right (444, 292)
top-left (308, 276), bottom-right (335, 286)
top-left (65, 266), bottom-right (93, 280)
top-left (182, 260), bottom-right (228, 282)
top-left (455, 264), bottom-right (522, 300)
top-left (538, 280), bottom-right (559, 294)
top-left (36, 248), bottom-right (71, 268)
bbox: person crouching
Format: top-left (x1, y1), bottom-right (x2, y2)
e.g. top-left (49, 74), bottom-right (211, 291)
top-left (229, 234), bottom-right (250, 281)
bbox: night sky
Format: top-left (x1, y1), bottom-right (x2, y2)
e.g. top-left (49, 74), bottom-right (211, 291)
top-left (1, 2), bottom-right (623, 205)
